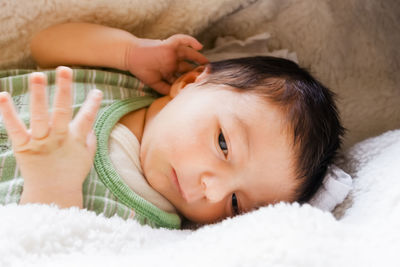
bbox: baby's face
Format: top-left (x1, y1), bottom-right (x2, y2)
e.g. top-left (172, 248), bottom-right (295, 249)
top-left (140, 83), bottom-right (299, 223)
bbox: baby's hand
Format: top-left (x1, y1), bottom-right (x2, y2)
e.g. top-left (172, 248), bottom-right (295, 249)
top-left (0, 67), bottom-right (102, 208)
top-left (126, 34), bottom-right (209, 95)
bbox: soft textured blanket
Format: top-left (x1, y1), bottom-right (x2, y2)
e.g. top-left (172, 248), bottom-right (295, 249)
top-left (1, 129), bottom-right (399, 266)
top-left (0, 0), bottom-right (399, 266)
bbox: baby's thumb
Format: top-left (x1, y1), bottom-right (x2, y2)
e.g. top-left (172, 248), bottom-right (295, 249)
top-left (86, 129), bottom-right (97, 158)
top-left (151, 81), bottom-right (171, 95)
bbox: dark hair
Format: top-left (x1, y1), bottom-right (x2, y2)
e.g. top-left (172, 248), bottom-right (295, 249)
top-left (200, 56), bottom-right (345, 202)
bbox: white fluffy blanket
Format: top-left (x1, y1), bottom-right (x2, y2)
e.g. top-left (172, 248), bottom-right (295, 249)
top-left (0, 0), bottom-right (399, 266)
top-left (1, 130), bottom-right (400, 266)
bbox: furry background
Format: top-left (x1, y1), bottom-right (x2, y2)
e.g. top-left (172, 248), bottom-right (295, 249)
top-left (0, 0), bottom-right (399, 149)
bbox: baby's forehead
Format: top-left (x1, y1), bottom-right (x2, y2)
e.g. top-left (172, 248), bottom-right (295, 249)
top-left (191, 81), bottom-right (293, 137)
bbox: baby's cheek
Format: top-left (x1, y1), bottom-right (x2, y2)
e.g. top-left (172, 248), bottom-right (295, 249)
top-left (180, 201), bottom-right (227, 224)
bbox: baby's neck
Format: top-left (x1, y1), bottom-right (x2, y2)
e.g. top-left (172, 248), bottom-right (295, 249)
top-left (118, 96), bottom-right (171, 142)
top-left (118, 108), bottom-right (147, 142)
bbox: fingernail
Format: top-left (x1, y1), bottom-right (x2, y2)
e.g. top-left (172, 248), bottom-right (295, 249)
top-left (30, 72), bottom-right (46, 84)
top-left (91, 89), bottom-right (103, 99)
top-left (57, 66), bottom-right (73, 79)
top-left (0, 92), bottom-right (8, 103)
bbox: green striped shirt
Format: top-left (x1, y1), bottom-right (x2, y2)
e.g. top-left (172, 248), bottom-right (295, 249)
top-left (0, 68), bottom-right (181, 229)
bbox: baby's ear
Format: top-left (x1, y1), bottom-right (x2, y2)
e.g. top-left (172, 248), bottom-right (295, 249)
top-left (169, 66), bottom-right (208, 98)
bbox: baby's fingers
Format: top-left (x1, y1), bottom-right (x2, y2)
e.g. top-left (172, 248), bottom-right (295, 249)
top-left (177, 61), bottom-right (197, 73)
top-left (177, 46), bottom-right (209, 65)
top-left (70, 89), bottom-right (102, 142)
top-left (29, 72), bottom-right (49, 140)
top-left (149, 81), bottom-right (171, 95)
top-left (0, 92), bottom-right (29, 147)
top-left (51, 66), bottom-right (73, 135)
top-left (167, 34), bottom-right (204, 50)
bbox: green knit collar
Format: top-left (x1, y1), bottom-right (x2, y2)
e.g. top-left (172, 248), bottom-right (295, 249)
top-left (93, 97), bottom-right (181, 229)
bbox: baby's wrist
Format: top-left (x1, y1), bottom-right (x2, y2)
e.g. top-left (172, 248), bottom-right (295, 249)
top-left (20, 182), bottom-right (83, 208)
top-left (123, 36), bottom-right (142, 72)
top-left (123, 36), bottom-right (163, 74)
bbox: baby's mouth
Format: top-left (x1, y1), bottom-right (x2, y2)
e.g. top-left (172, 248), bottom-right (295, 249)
top-left (171, 168), bottom-right (188, 202)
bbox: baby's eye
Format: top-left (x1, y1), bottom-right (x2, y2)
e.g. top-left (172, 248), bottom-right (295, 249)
top-left (231, 193), bottom-right (240, 215)
top-left (218, 131), bottom-right (228, 156)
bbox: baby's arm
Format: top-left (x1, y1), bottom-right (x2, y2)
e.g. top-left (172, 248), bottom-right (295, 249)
top-left (31, 23), bottom-right (208, 94)
top-left (0, 67), bottom-right (102, 208)
top-left (31, 23), bottom-right (132, 71)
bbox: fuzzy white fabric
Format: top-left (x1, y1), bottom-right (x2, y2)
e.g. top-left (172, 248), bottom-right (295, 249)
top-left (0, 0), bottom-right (399, 266)
top-left (309, 165), bottom-right (352, 211)
top-left (1, 129), bottom-right (400, 266)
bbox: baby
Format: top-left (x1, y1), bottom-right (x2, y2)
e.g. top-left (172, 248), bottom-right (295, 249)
top-left (0, 23), bottom-right (344, 228)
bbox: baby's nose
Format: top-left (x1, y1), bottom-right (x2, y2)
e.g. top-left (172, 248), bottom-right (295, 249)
top-left (201, 175), bottom-right (232, 203)
top-left (183, 181), bottom-right (205, 203)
